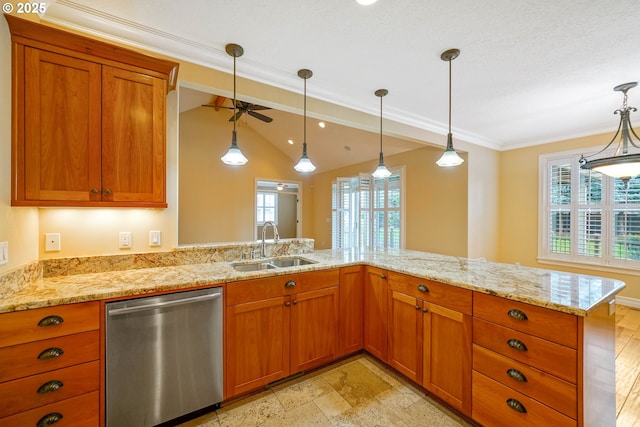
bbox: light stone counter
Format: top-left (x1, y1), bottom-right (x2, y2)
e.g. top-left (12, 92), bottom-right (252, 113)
top-left (0, 247), bottom-right (625, 316)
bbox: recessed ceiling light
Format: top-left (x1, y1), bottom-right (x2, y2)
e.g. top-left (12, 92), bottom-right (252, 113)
top-left (288, 139), bottom-right (294, 145)
top-left (318, 121), bottom-right (326, 128)
top-left (356, 0), bottom-right (378, 5)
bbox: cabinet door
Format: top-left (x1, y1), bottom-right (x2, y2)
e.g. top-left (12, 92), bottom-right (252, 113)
top-left (339, 266), bottom-right (363, 356)
top-left (364, 267), bottom-right (388, 362)
top-left (225, 296), bottom-right (290, 398)
top-left (101, 66), bottom-right (166, 205)
top-left (423, 302), bottom-right (472, 416)
top-left (388, 291), bottom-right (422, 382)
top-left (290, 287), bottom-right (339, 373)
top-left (22, 47), bottom-right (102, 203)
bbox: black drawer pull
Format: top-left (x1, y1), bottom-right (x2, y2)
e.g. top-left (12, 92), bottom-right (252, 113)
top-left (37, 315), bottom-right (64, 327)
top-left (37, 380), bottom-right (63, 394)
top-left (507, 338), bottom-right (528, 352)
top-left (417, 284), bottom-right (429, 293)
top-left (506, 398), bottom-right (527, 413)
top-left (284, 280), bottom-right (296, 288)
top-left (507, 309), bottom-right (528, 321)
top-left (36, 412), bottom-right (63, 427)
top-left (37, 348), bottom-right (64, 360)
top-left (506, 368), bottom-right (528, 382)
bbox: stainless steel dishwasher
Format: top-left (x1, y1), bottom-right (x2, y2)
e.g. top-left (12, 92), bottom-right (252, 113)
top-left (106, 287), bottom-right (223, 427)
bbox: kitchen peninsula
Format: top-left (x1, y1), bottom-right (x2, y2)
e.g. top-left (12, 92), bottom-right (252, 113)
top-left (0, 241), bottom-right (625, 426)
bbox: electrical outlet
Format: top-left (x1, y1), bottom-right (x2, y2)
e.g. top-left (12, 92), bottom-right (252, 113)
top-left (0, 242), bottom-right (7, 265)
top-left (119, 232), bottom-right (132, 249)
top-left (149, 230), bottom-right (162, 247)
top-left (45, 233), bottom-right (61, 252)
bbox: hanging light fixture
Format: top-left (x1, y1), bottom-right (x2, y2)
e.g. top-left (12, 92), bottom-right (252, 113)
top-left (221, 43), bottom-right (248, 166)
top-left (436, 48), bottom-right (465, 167)
top-left (294, 69), bottom-right (317, 173)
top-left (372, 89), bottom-right (392, 178)
top-left (579, 82), bottom-right (640, 180)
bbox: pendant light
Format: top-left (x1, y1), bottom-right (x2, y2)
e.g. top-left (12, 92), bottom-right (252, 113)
top-left (221, 43), bottom-right (248, 166)
top-left (372, 89), bottom-right (392, 178)
top-left (294, 69), bottom-right (316, 173)
top-left (436, 48), bottom-right (465, 167)
top-left (579, 82), bottom-right (640, 181)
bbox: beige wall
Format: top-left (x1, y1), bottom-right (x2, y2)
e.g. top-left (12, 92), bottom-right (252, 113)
top-left (311, 146), bottom-right (469, 257)
top-left (499, 133), bottom-right (640, 299)
top-left (178, 106), bottom-right (308, 243)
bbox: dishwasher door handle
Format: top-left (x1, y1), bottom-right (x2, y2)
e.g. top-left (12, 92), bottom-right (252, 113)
top-left (108, 292), bottom-right (221, 316)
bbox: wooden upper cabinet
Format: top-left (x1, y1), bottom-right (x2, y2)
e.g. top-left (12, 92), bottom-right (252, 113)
top-left (7, 14), bottom-right (178, 207)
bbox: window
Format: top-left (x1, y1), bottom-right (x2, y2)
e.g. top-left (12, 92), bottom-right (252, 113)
top-left (539, 149), bottom-right (640, 272)
top-left (256, 191), bottom-right (277, 225)
top-left (332, 168), bottom-right (404, 250)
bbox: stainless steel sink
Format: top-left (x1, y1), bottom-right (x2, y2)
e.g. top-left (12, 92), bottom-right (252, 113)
top-left (269, 257), bottom-right (316, 268)
top-left (231, 256), bottom-right (317, 271)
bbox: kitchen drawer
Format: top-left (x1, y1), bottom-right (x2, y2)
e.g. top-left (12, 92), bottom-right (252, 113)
top-left (473, 318), bottom-right (577, 383)
top-left (387, 271), bottom-right (472, 314)
top-left (473, 292), bottom-right (577, 348)
top-left (226, 269), bottom-right (339, 305)
top-left (0, 301), bottom-right (99, 348)
top-left (472, 371), bottom-right (575, 427)
top-left (0, 360), bottom-right (99, 418)
top-left (473, 344), bottom-right (577, 419)
top-left (0, 390), bottom-right (99, 427)
top-left (0, 331), bottom-right (99, 383)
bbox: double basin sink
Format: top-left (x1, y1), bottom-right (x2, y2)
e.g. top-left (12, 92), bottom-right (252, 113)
top-left (231, 256), bottom-right (317, 272)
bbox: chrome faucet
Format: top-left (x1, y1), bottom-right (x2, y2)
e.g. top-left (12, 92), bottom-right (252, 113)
top-left (261, 221), bottom-right (280, 257)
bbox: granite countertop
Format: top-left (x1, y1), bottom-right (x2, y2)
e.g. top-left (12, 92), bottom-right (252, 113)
top-left (0, 248), bottom-right (625, 316)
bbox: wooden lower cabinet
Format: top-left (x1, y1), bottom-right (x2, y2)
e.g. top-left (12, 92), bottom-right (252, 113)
top-left (364, 266), bottom-right (388, 362)
top-left (225, 270), bottom-right (340, 398)
top-left (339, 266), bottom-right (364, 357)
top-left (387, 290), bottom-right (422, 382)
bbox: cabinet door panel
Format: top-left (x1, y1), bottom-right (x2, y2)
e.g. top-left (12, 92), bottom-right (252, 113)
top-left (225, 296), bottom-right (290, 398)
top-left (339, 266), bottom-right (363, 356)
top-left (23, 47), bottom-right (101, 202)
top-left (290, 287), bottom-right (339, 373)
top-left (423, 302), bottom-right (472, 416)
top-left (102, 66), bottom-right (165, 204)
top-left (364, 267), bottom-right (388, 362)
top-left (388, 290), bottom-right (422, 382)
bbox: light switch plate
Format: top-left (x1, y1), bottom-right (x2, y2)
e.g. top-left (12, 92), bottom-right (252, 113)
top-left (119, 232), bottom-right (132, 249)
top-left (45, 233), bottom-right (61, 252)
top-left (149, 230), bottom-right (162, 247)
top-left (0, 242), bottom-right (7, 265)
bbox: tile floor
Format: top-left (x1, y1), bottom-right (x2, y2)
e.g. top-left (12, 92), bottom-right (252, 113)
top-left (179, 354), bottom-right (471, 427)
top-left (181, 304), bottom-right (640, 427)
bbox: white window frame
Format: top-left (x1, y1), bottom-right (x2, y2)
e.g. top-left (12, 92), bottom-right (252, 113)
top-left (332, 166), bottom-right (405, 250)
top-left (539, 148), bottom-right (640, 275)
top-left (256, 191), bottom-right (278, 226)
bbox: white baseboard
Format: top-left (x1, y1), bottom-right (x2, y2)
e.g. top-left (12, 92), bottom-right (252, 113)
top-left (616, 296), bottom-right (640, 309)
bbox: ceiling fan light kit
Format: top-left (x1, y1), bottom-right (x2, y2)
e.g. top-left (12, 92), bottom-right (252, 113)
top-left (372, 88), bottom-right (392, 178)
top-left (294, 68), bottom-right (317, 173)
top-left (579, 82), bottom-right (640, 181)
top-left (436, 48), bottom-right (465, 168)
top-left (221, 43), bottom-right (249, 166)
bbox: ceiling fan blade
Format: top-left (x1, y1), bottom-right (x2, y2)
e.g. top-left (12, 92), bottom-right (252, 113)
top-left (247, 104), bottom-right (271, 111)
top-left (248, 110), bottom-right (273, 123)
top-left (229, 111), bottom-right (245, 122)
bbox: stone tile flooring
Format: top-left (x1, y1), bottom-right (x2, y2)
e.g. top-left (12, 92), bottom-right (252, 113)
top-left (179, 354), bottom-right (472, 427)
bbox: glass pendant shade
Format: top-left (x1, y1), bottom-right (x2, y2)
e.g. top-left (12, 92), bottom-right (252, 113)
top-left (221, 130), bottom-right (248, 165)
top-left (294, 142), bottom-right (316, 172)
top-left (372, 161), bottom-right (392, 178)
top-left (436, 133), bottom-right (464, 167)
top-left (580, 82), bottom-right (640, 180)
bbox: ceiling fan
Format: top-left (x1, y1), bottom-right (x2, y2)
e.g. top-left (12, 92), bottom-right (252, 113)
top-left (202, 96), bottom-right (273, 123)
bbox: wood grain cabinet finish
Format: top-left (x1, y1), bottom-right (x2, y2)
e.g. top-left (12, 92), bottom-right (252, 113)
top-left (338, 266), bottom-right (364, 357)
top-left (387, 272), bottom-right (472, 416)
top-left (363, 266), bottom-right (388, 362)
top-left (472, 292), bottom-right (616, 427)
top-left (0, 302), bottom-right (100, 424)
top-left (6, 14), bottom-right (178, 207)
top-left (225, 270), bottom-right (340, 398)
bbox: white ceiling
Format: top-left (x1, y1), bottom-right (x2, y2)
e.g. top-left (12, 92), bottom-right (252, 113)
top-left (42, 0), bottom-right (640, 158)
